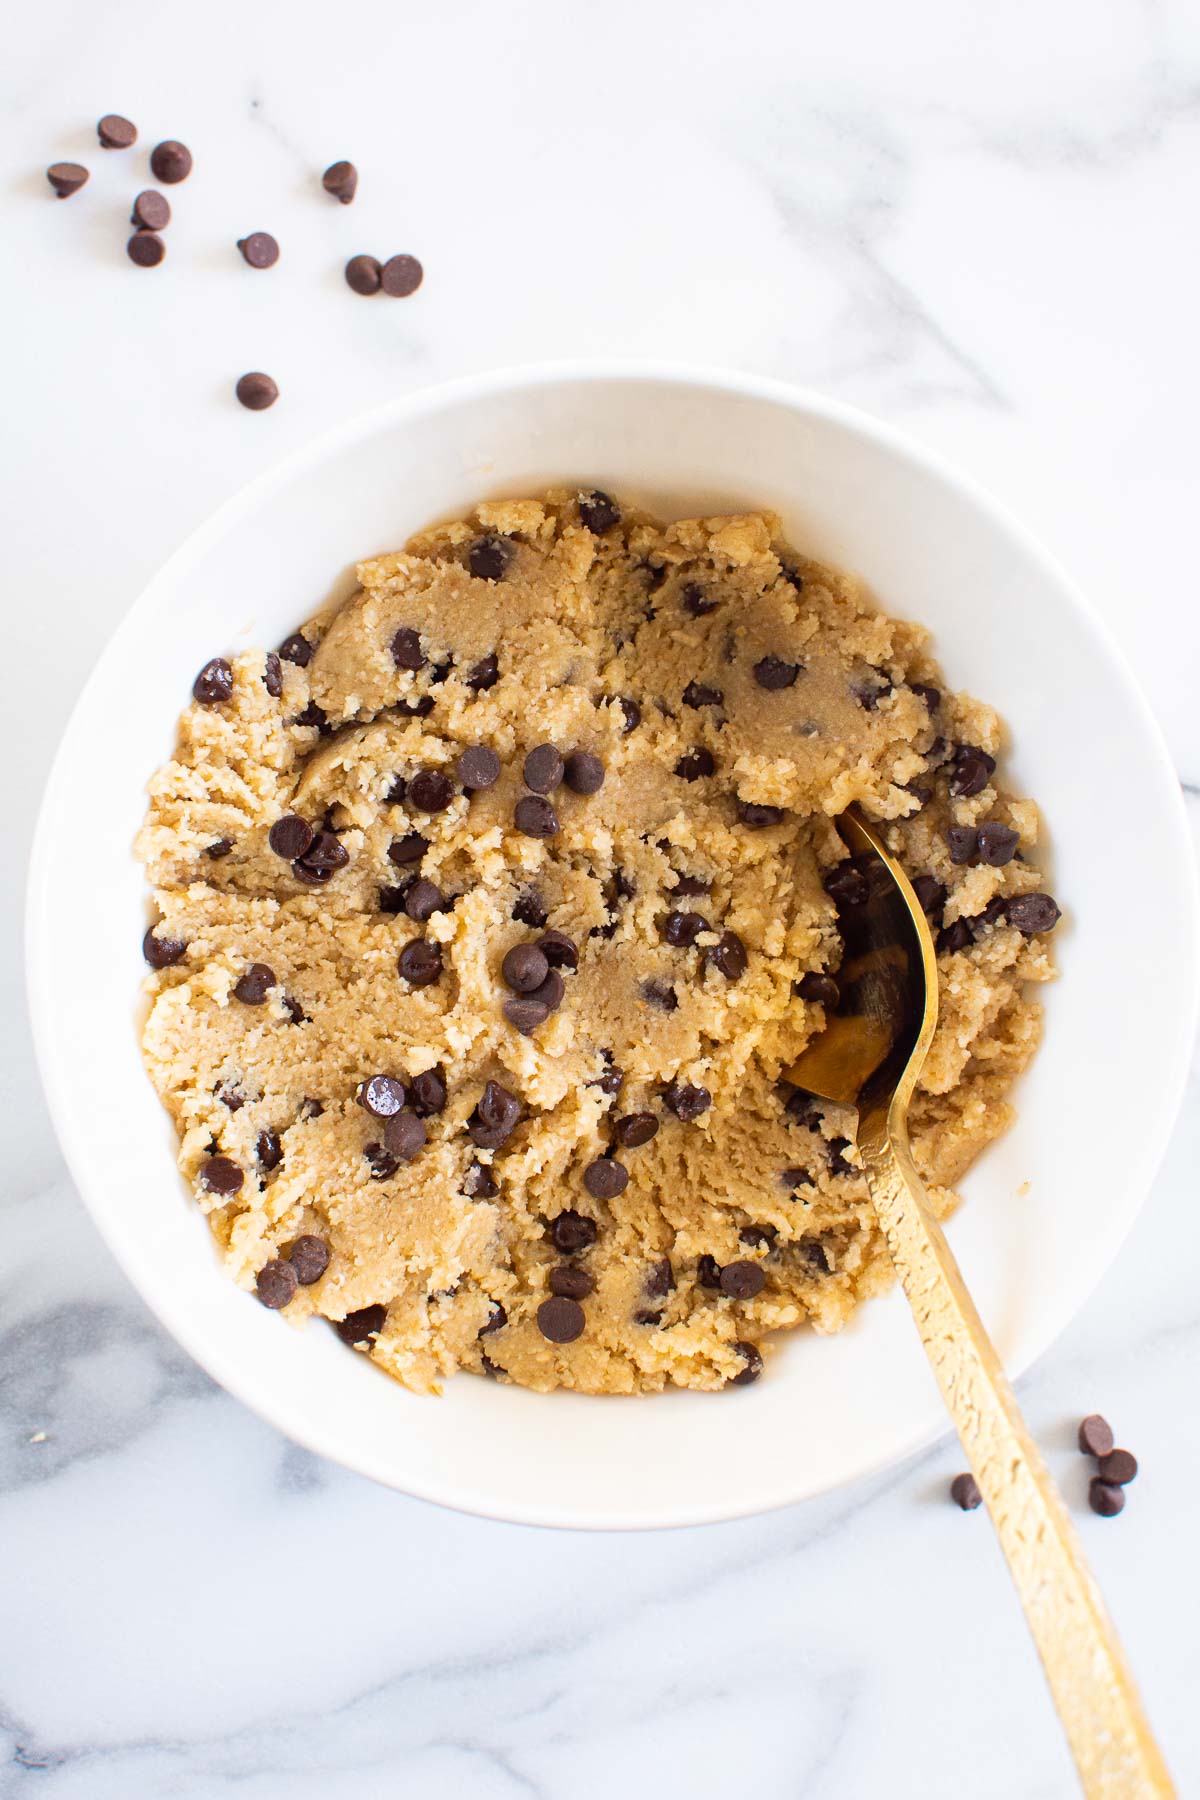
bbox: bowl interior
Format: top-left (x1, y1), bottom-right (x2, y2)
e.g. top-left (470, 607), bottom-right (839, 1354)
top-left (28, 367), bottom-right (1197, 1528)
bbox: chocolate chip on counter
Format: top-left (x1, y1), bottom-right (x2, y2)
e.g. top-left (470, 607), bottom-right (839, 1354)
top-left (235, 372), bottom-right (279, 411)
top-left (150, 139), bottom-right (192, 183)
top-left (388, 832), bottom-right (429, 866)
top-left (730, 1342), bottom-right (763, 1385)
top-left (950, 1472), bottom-right (983, 1511)
top-left (528, 968), bottom-right (565, 1012)
top-left (1006, 893), bottom-right (1062, 935)
top-left (478, 1301), bottom-right (507, 1335)
top-left (503, 996), bottom-right (549, 1034)
top-left (583, 1157), bottom-right (628, 1200)
top-left (537, 1295), bottom-right (586, 1343)
top-left (797, 972), bottom-right (840, 1008)
top-left (364, 1142), bottom-right (398, 1179)
top-left (674, 748), bottom-right (715, 781)
top-left (911, 683), bottom-right (941, 712)
top-left (233, 962), bottom-right (275, 1005)
top-left (131, 189), bottom-right (170, 230)
top-left (563, 751), bottom-right (605, 794)
top-left (578, 489), bottom-right (621, 533)
top-left (661, 910), bottom-right (706, 947)
top-left (502, 942), bottom-right (550, 993)
top-left (383, 1108), bottom-right (426, 1162)
top-left (551, 1211), bottom-right (598, 1254)
top-left (404, 879), bottom-right (445, 922)
top-left (47, 162), bottom-right (89, 197)
top-left (938, 919), bottom-right (974, 955)
top-left (358, 1074), bottom-right (407, 1118)
top-left (96, 112), bottom-right (137, 148)
top-left (256, 1258), bottom-right (297, 1309)
top-left (469, 1080), bottom-right (521, 1148)
top-left (683, 681), bottom-right (723, 709)
top-left (912, 876), bottom-right (947, 919)
top-left (410, 1068), bottom-right (448, 1116)
top-left (976, 822), bottom-right (1020, 866)
top-left (704, 930), bottom-right (747, 981)
top-left (463, 1159), bottom-right (498, 1198)
top-left (664, 1082), bottom-right (710, 1122)
top-left (335, 1303), bottom-right (388, 1345)
top-left (279, 632), bottom-right (314, 667)
top-left (538, 930), bottom-right (578, 971)
top-left (948, 744), bottom-right (997, 798)
top-left (614, 1112), bottom-right (658, 1148)
top-left (550, 1266), bottom-right (595, 1300)
top-left (322, 159), bottom-right (358, 203)
top-left (237, 231), bottom-right (279, 269)
top-left (269, 814), bottom-right (314, 860)
top-left (647, 1258), bottom-right (675, 1296)
top-left (344, 253), bottom-right (382, 294)
top-left (457, 744), bottom-right (501, 790)
top-left (381, 253), bottom-right (423, 296)
top-left (200, 1155), bottom-right (244, 1195)
top-left (1089, 1478), bottom-right (1126, 1518)
top-left (142, 927), bottom-right (187, 968)
top-left (720, 1260), bottom-right (766, 1300)
top-left (256, 1128), bottom-right (283, 1171)
top-left (398, 938), bottom-right (443, 987)
top-left (523, 744), bottom-right (564, 793)
top-left (290, 1236), bottom-right (329, 1285)
top-left (512, 891), bottom-right (548, 928)
top-left (946, 825), bottom-right (978, 865)
top-left (1078, 1414), bottom-right (1115, 1458)
top-left (192, 656), bottom-right (233, 705)
top-left (640, 979), bottom-right (678, 1011)
top-left (681, 582), bottom-right (718, 616)
top-left (464, 651), bottom-right (500, 690)
top-left (696, 1254), bottom-right (723, 1289)
top-left (828, 1137), bottom-right (856, 1177)
top-left (467, 535), bottom-right (514, 581)
top-left (1098, 1449), bottom-right (1138, 1486)
top-left (823, 862), bottom-right (869, 907)
top-left (618, 696), bottom-right (641, 733)
top-left (754, 655), bottom-right (801, 690)
top-left (390, 626), bottom-right (425, 670)
top-left (409, 768), bottom-right (455, 813)
top-left (737, 800), bottom-right (785, 830)
top-left (514, 795), bottom-right (559, 838)
top-left (781, 1167), bottom-right (814, 1192)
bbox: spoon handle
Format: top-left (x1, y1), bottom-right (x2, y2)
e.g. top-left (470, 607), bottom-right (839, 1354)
top-left (862, 1124), bottom-right (1174, 1798)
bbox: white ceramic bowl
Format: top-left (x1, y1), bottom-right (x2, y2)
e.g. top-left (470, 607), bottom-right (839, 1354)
top-left (28, 364), bottom-right (1198, 1530)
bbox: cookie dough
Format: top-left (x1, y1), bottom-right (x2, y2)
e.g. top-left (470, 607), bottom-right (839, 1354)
top-left (138, 489), bottom-right (1059, 1395)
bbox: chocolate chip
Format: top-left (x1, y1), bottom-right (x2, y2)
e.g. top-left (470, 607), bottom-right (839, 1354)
top-left (674, 748), bottom-right (715, 781)
top-left (682, 583), bottom-right (718, 616)
top-left (583, 1157), bottom-right (628, 1199)
top-left (464, 651), bottom-right (500, 690)
top-left (233, 962), bottom-right (275, 1004)
top-left (781, 1167), bottom-right (813, 1192)
top-left (906, 783), bottom-right (934, 808)
top-left (640, 979), bottom-right (678, 1011)
top-left (464, 1160), bottom-right (498, 1198)
top-left (595, 1062), bottom-right (624, 1097)
top-left (740, 1225), bottom-right (776, 1250)
top-left (704, 930), bottom-right (747, 981)
top-left (199, 1155), bottom-right (243, 1195)
top-left (269, 815), bottom-right (314, 860)
top-left (126, 191), bottom-right (169, 234)
top-left (912, 875), bottom-right (947, 919)
top-left (256, 1258), bottom-right (297, 1309)
top-left (396, 1071), bottom-right (441, 1122)
top-left (256, 1128), bottom-right (283, 1171)
top-left (398, 939), bottom-right (442, 987)
top-left (976, 822), bottom-right (1020, 866)
top-left (143, 927), bottom-right (187, 968)
top-left (47, 162), bottom-right (89, 198)
top-left (551, 1211), bottom-right (598, 1253)
top-left (503, 997), bottom-right (550, 1034)
top-left (335, 1304), bottom-right (387, 1345)
top-left (279, 632), bottom-right (313, 668)
top-left (950, 1472), bottom-right (982, 1510)
top-left (322, 160), bottom-right (358, 203)
top-left (514, 795), bottom-right (559, 838)
top-left (798, 1237), bottom-right (831, 1274)
top-left (614, 1112), bottom-right (658, 1148)
top-left (737, 800), bottom-right (785, 829)
top-left (478, 1301), bottom-right (507, 1336)
top-left (237, 231), bottom-right (279, 268)
top-left (236, 372), bottom-right (279, 411)
top-left (683, 681), bottom-right (723, 709)
top-left (468, 535), bottom-right (514, 582)
top-left (1098, 1449), bottom-right (1138, 1486)
top-left (409, 768), bottom-right (455, 813)
top-left (781, 1084), bottom-right (823, 1130)
top-left (946, 825), bottom-right (978, 865)
top-left (364, 1142), bottom-right (397, 1180)
top-left (344, 253), bottom-right (382, 293)
top-left (284, 1236), bottom-right (327, 1286)
top-left (797, 972), bottom-right (840, 1008)
top-left (281, 996), bottom-right (307, 1025)
top-left (192, 657), bottom-right (233, 705)
top-left (853, 673), bottom-right (893, 711)
top-left (295, 830), bottom-right (349, 880)
top-left (948, 744), bottom-right (997, 798)
top-left (661, 910), bottom-right (706, 947)
top-left (754, 655), bottom-right (801, 690)
top-left (469, 1080), bottom-right (521, 1148)
top-left (457, 745), bottom-right (501, 790)
top-left (502, 943), bottom-right (550, 993)
top-left (383, 1109), bottom-right (426, 1162)
top-left (618, 696), bottom-right (641, 733)
top-left (828, 1137), bottom-right (856, 1177)
top-left (938, 919), bottom-right (974, 954)
top-left (664, 1082), bottom-right (710, 1122)
top-left (299, 1098), bottom-right (324, 1119)
top-left (523, 744), bottom-right (564, 793)
top-left (98, 113), bottom-right (137, 148)
top-left (537, 1296), bottom-right (585, 1342)
top-left (578, 489), bottom-right (621, 533)
top-left (911, 683), bottom-right (941, 712)
top-left (292, 701), bottom-right (330, 736)
top-left (538, 930), bottom-right (578, 971)
top-left (390, 626), bottom-right (425, 670)
top-left (1089, 1478), bottom-right (1125, 1517)
top-left (512, 891), bottom-right (547, 928)
top-left (720, 1261), bottom-right (766, 1300)
top-left (647, 1258), bottom-right (675, 1296)
top-left (1078, 1414), bottom-right (1114, 1458)
top-left (550, 1266), bottom-right (595, 1299)
top-left (696, 1254), bottom-right (723, 1288)
top-left (381, 253), bottom-right (423, 296)
top-left (633, 1309), bottom-right (663, 1326)
top-left (564, 751), bottom-right (605, 794)
top-left (1006, 893), bottom-right (1061, 935)
top-left (528, 969), bottom-right (565, 1012)
top-left (401, 879), bottom-right (443, 922)
top-left (258, 652), bottom-right (283, 701)
top-left (358, 1074), bottom-right (407, 1118)
top-left (388, 832), bottom-right (429, 867)
top-left (823, 862), bottom-right (869, 907)
top-left (730, 1342), bottom-right (763, 1385)
top-left (150, 139), bottom-right (192, 183)
top-left (974, 896), bottom-right (1009, 929)
top-left (217, 1084), bottom-right (244, 1111)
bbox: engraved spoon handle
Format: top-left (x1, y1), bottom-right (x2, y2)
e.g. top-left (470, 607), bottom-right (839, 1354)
top-left (861, 1123), bottom-right (1174, 1799)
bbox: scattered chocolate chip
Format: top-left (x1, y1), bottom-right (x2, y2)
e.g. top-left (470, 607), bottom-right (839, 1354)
top-left (537, 930), bottom-right (578, 972)
top-left (47, 162), bottom-right (89, 198)
top-left (233, 962), bottom-right (275, 1005)
top-left (269, 815), bottom-right (314, 860)
top-left (551, 1266), bottom-right (595, 1300)
top-left (358, 1074), bottom-right (407, 1119)
top-left (704, 930), bottom-right (747, 981)
top-left (1006, 892), bottom-right (1062, 935)
top-left (948, 744), bottom-right (997, 798)
top-left (322, 159), bottom-right (357, 203)
top-left (737, 800), bottom-right (785, 830)
top-left (1098, 1449), bottom-right (1138, 1486)
top-left (256, 1128), bottom-right (283, 1171)
top-left (512, 890), bottom-right (547, 928)
top-left (390, 626), bottom-right (425, 670)
top-left (464, 652), bottom-right (500, 691)
top-left (1078, 1414), bottom-right (1114, 1458)
top-left (828, 1137), bottom-right (856, 1177)
top-left (403, 878), bottom-right (444, 922)
top-left (583, 1157), bottom-right (628, 1200)
top-left (614, 1112), bottom-right (658, 1149)
top-left (946, 825), bottom-right (978, 865)
top-left (457, 744), bottom-right (501, 790)
top-left (344, 253), bottom-right (382, 293)
top-left (237, 231), bottom-right (279, 269)
top-left (1089, 1478), bottom-right (1125, 1517)
top-left (797, 972), bottom-right (840, 1008)
top-left (912, 875), bottom-right (947, 919)
top-left (388, 832), bottom-right (429, 867)
top-left (578, 489), bottom-right (621, 533)
top-left (256, 1258), bottom-right (297, 1309)
top-left (502, 943), bottom-right (550, 994)
top-left (618, 696), bottom-right (641, 733)
top-left (279, 632), bottom-right (313, 667)
top-left (236, 372), bottom-right (279, 411)
top-left (551, 1211), bottom-right (598, 1253)
top-left (911, 683), bottom-right (941, 712)
top-left (464, 1160), bottom-right (498, 1198)
top-left (661, 910), bottom-right (706, 947)
top-left (696, 1254), bottom-right (723, 1289)
top-left (288, 1236), bottom-right (329, 1286)
top-left (683, 681), bottom-right (723, 709)
top-left (335, 1304), bottom-right (387, 1345)
top-left (754, 655), bottom-right (801, 690)
top-left (503, 996), bottom-right (549, 1034)
top-left (640, 979), bottom-right (678, 1011)
top-left (731, 1342), bottom-right (763, 1385)
top-left (408, 768), bottom-right (455, 813)
top-left (383, 1108), bottom-right (426, 1162)
top-left (364, 1142), bottom-right (399, 1180)
top-left (142, 927), bottom-right (186, 968)
top-left (149, 139), bottom-right (192, 183)
top-left (398, 938), bottom-right (443, 987)
top-left (381, 253), bottom-right (423, 296)
top-left (681, 583), bottom-right (717, 616)
top-left (674, 748), bottom-right (715, 781)
top-left (200, 1155), bottom-right (243, 1195)
top-left (467, 535), bottom-right (514, 582)
top-left (125, 190), bottom-right (169, 233)
top-left (950, 1472), bottom-right (983, 1511)
top-left (781, 1167), bottom-right (814, 1192)
top-left (537, 1295), bottom-right (585, 1342)
top-left (976, 822), bottom-right (1020, 866)
top-left (564, 751), bottom-right (605, 794)
top-left (514, 795), bottom-right (559, 838)
top-left (664, 1082), bottom-right (710, 1122)
top-left (938, 919), bottom-right (974, 954)
top-left (823, 862), bottom-right (869, 907)
top-left (646, 1258), bottom-right (675, 1297)
top-left (469, 1080), bottom-right (521, 1148)
top-left (97, 113), bottom-right (137, 148)
top-left (798, 1237), bottom-right (831, 1274)
top-left (524, 744), bottom-right (564, 793)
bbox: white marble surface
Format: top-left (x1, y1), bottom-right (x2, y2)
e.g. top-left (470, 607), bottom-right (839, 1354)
top-left (4, 2), bottom-right (1199, 1793)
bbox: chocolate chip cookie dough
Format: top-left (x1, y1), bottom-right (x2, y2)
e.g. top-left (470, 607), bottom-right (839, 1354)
top-left (138, 489), bottom-right (1060, 1395)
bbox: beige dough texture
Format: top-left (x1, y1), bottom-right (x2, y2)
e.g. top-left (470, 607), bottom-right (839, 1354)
top-left (138, 489), bottom-right (1059, 1395)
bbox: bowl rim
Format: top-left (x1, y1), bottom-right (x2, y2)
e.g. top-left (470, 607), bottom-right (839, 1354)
top-left (26, 358), bottom-right (1200, 1530)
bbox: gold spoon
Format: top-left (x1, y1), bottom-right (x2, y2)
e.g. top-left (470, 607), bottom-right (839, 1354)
top-left (786, 808), bottom-right (1174, 1798)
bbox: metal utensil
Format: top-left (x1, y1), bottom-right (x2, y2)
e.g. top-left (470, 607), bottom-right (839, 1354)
top-left (785, 807), bottom-right (1173, 1798)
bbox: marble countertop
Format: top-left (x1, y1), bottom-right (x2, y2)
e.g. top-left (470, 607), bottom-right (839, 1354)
top-left (4, 2), bottom-right (1199, 1794)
